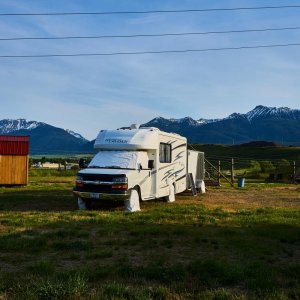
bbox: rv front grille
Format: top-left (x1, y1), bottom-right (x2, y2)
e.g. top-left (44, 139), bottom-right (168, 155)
top-left (78, 173), bottom-right (125, 182)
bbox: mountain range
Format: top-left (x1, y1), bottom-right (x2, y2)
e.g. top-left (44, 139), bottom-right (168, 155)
top-left (1, 105), bottom-right (300, 154)
top-left (143, 105), bottom-right (300, 145)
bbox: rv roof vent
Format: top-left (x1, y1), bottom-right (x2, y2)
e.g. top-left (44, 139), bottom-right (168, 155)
top-left (130, 124), bottom-right (140, 129)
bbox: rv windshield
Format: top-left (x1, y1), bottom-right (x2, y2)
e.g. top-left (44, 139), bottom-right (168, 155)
top-left (88, 151), bottom-right (149, 170)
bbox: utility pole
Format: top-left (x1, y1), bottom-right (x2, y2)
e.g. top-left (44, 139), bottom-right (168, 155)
top-left (231, 158), bottom-right (235, 186)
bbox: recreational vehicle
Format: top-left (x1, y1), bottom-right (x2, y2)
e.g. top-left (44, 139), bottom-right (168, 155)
top-left (73, 125), bottom-right (204, 212)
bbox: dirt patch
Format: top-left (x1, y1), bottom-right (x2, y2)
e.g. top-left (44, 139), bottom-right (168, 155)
top-left (176, 186), bottom-right (300, 211)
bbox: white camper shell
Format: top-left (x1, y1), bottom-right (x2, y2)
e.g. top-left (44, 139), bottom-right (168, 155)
top-left (73, 126), bottom-right (204, 212)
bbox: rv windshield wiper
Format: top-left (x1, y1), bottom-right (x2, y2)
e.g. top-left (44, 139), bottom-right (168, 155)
top-left (88, 166), bottom-right (136, 170)
top-left (87, 166), bottom-right (120, 169)
top-left (87, 166), bottom-right (104, 169)
top-left (104, 166), bottom-right (138, 170)
top-left (103, 165), bottom-right (122, 169)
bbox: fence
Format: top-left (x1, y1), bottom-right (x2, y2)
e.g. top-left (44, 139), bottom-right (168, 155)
top-left (205, 156), bottom-right (300, 186)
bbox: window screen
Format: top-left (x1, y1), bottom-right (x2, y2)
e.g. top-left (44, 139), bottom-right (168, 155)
top-left (159, 143), bottom-right (171, 163)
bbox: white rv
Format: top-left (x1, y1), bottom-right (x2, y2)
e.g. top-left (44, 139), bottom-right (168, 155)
top-left (73, 125), bottom-right (204, 212)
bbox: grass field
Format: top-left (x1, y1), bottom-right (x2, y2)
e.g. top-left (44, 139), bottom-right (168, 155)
top-left (0, 170), bottom-right (299, 299)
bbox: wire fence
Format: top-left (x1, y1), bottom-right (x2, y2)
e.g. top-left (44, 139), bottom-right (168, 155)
top-left (204, 155), bottom-right (300, 184)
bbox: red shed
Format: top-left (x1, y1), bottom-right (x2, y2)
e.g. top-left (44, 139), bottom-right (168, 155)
top-left (0, 135), bottom-right (29, 185)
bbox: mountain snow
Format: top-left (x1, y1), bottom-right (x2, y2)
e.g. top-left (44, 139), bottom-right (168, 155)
top-left (245, 105), bottom-right (300, 121)
top-left (0, 119), bottom-right (43, 134)
top-left (147, 106), bottom-right (300, 127)
top-left (149, 116), bottom-right (214, 127)
top-left (65, 129), bottom-right (88, 142)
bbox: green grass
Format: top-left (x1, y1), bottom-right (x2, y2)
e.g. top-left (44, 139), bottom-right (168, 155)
top-left (29, 168), bottom-right (77, 178)
top-left (0, 173), bottom-right (299, 299)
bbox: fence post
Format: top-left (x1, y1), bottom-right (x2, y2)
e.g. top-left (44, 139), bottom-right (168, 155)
top-left (293, 161), bottom-right (296, 183)
top-left (231, 158), bottom-right (235, 186)
top-left (205, 159), bottom-right (233, 187)
top-left (218, 160), bottom-right (221, 185)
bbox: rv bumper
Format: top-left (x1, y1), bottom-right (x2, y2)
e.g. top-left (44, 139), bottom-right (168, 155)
top-left (73, 190), bottom-right (130, 201)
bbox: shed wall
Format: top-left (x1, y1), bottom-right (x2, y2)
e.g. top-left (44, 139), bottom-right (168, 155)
top-left (0, 155), bottom-right (29, 185)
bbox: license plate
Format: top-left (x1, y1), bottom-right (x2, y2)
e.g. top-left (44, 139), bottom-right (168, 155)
top-left (90, 193), bottom-right (99, 199)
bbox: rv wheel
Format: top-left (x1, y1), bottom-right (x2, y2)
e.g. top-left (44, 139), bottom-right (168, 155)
top-left (77, 197), bottom-right (91, 210)
top-left (166, 184), bottom-right (175, 203)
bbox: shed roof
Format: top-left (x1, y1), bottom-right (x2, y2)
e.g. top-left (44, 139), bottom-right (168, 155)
top-left (0, 135), bottom-right (29, 155)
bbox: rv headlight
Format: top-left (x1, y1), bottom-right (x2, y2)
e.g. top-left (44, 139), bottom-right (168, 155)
top-left (76, 175), bottom-right (83, 181)
top-left (113, 177), bottom-right (128, 183)
top-left (75, 174), bottom-right (84, 188)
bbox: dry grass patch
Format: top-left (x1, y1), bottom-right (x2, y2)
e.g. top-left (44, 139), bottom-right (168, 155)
top-left (194, 185), bottom-right (300, 211)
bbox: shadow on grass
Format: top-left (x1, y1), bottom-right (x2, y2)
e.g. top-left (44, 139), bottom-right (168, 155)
top-left (0, 188), bottom-right (76, 212)
top-left (0, 188), bottom-right (130, 212)
top-left (0, 187), bottom-right (182, 212)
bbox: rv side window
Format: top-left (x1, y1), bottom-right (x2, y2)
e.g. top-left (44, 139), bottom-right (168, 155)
top-left (159, 143), bottom-right (171, 163)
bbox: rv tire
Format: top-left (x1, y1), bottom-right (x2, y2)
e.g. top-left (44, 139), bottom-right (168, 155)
top-left (77, 197), bottom-right (91, 210)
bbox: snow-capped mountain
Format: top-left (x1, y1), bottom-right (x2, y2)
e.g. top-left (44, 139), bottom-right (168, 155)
top-left (224, 106), bottom-right (300, 122)
top-left (0, 119), bottom-right (88, 143)
top-left (245, 105), bottom-right (300, 121)
top-left (146, 106), bottom-right (300, 128)
top-left (0, 118), bottom-right (91, 154)
top-left (147, 116), bottom-right (217, 128)
top-left (0, 119), bottom-right (44, 134)
top-left (2, 105), bottom-right (300, 153)
top-left (65, 129), bottom-right (88, 143)
top-left (150, 116), bottom-right (203, 127)
top-left (143, 106), bottom-right (300, 145)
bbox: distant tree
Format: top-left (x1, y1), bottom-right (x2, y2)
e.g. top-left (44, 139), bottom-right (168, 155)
top-left (259, 161), bottom-right (275, 173)
top-left (244, 160), bottom-right (263, 179)
top-left (276, 159), bottom-right (292, 176)
top-left (250, 160), bottom-right (261, 172)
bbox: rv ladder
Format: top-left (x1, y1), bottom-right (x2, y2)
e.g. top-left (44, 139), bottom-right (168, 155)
top-left (188, 173), bottom-right (197, 196)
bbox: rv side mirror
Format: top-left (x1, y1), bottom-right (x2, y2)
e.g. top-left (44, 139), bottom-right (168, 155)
top-left (148, 160), bottom-right (154, 169)
top-left (79, 158), bottom-right (86, 169)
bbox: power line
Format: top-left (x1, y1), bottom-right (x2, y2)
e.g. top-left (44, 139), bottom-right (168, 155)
top-left (2, 26), bottom-right (300, 41)
top-left (1, 5), bottom-right (300, 16)
top-left (0, 42), bottom-right (300, 58)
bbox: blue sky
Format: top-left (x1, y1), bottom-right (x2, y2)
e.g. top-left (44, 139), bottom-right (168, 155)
top-left (1, 0), bottom-right (300, 139)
